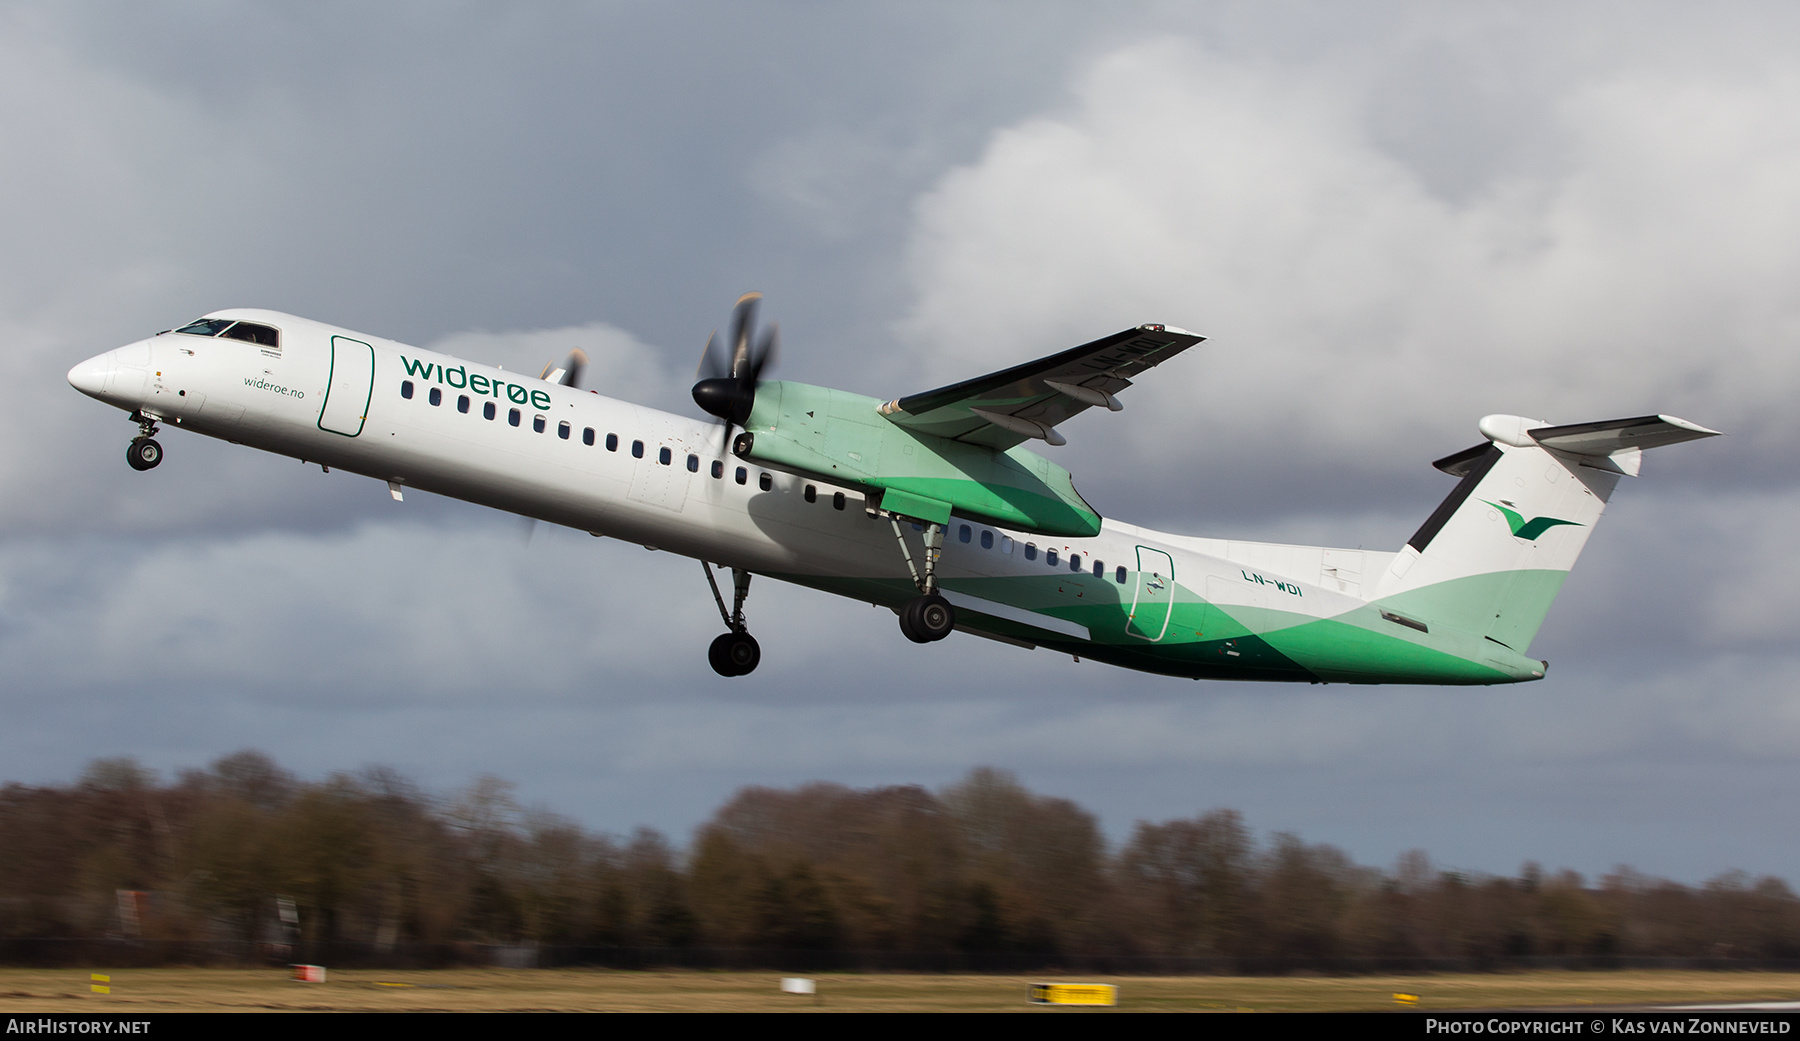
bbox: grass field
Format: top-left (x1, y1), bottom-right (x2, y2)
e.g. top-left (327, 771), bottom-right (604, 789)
top-left (1, 968), bottom-right (1799, 1012)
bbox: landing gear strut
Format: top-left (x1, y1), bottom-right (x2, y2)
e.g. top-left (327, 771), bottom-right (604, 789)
top-left (702, 562), bottom-right (761, 676)
top-left (889, 518), bottom-right (956, 643)
top-left (126, 412), bottom-right (163, 471)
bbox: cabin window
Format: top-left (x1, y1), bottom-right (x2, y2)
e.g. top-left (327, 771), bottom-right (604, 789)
top-left (658, 446), bottom-right (671, 465)
top-left (687, 453), bottom-right (699, 472)
top-left (833, 491), bottom-right (846, 510)
top-left (428, 387), bottom-right (442, 406)
top-left (1093, 559), bottom-right (1104, 577)
top-left (509, 408), bottom-right (521, 427)
top-left (458, 395), bottom-right (470, 414)
top-left (401, 380), bottom-right (414, 399)
top-left (712, 460), bottom-right (724, 479)
top-left (1069, 554), bottom-right (1081, 572)
top-left (1046, 548), bottom-right (1059, 567)
top-left (583, 427), bottom-right (595, 446)
top-left (1115, 566), bottom-right (1127, 584)
top-left (980, 530), bottom-right (993, 549)
top-left (1024, 543), bottom-right (1037, 561)
top-left (958, 525), bottom-right (971, 543)
top-left (606, 433), bottom-right (618, 451)
top-left (219, 321), bottom-right (280, 348)
top-left (1001, 535), bottom-right (1014, 554)
top-left (759, 472), bottom-right (772, 491)
top-left (804, 484), bottom-right (817, 503)
top-left (484, 401), bottom-right (496, 420)
top-left (558, 421), bottom-right (570, 439)
top-left (533, 415), bottom-right (546, 433)
top-left (631, 439), bottom-right (644, 458)
top-left (736, 466), bottom-right (747, 485)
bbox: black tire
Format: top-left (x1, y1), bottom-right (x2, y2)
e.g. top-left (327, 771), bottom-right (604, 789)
top-left (900, 595), bottom-right (956, 643)
top-left (899, 598), bottom-right (930, 643)
top-left (915, 594), bottom-right (955, 642)
top-left (709, 632), bottom-right (761, 676)
top-left (708, 633), bottom-right (738, 676)
top-left (126, 437), bottom-right (163, 471)
top-left (726, 632), bottom-right (761, 675)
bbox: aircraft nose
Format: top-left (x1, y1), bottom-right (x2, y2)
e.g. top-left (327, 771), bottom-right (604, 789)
top-left (67, 351), bottom-right (114, 399)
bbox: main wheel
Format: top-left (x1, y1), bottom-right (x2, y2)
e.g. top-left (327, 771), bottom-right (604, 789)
top-left (900, 594), bottom-right (956, 643)
top-left (915, 594), bottom-right (955, 641)
top-left (899, 598), bottom-right (930, 643)
top-left (126, 437), bottom-right (163, 471)
top-left (708, 632), bottom-right (761, 676)
top-left (725, 632), bottom-right (760, 675)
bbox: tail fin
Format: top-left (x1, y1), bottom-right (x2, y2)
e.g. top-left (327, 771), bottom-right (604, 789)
top-left (1371, 414), bottom-right (1718, 654)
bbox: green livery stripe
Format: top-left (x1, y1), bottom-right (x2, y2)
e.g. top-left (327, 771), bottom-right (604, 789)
top-left (771, 569), bottom-right (1543, 685)
top-left (1258, 617), bottom-right (1518, 684)
top-left (870, 476), bottom-right (1102, 536)
top-left (1375, 569), bottom-right (1568, 652)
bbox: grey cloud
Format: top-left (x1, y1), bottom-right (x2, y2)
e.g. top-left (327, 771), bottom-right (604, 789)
top-left (6, 3), bottom-right (1799, 885)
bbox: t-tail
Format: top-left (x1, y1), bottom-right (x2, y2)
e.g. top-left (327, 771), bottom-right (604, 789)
top-left (1370, 413), bottom-right (1719, 661)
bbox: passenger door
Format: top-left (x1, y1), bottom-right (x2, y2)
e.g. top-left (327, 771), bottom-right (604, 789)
top-left (1125, 546), bottom-right (1176, 641)
top-left (318, 335), bottom-right (375, 437)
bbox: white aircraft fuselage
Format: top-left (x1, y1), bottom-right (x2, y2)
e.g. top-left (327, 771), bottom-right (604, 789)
top-left (69, 308), bottom-right (1715, 685)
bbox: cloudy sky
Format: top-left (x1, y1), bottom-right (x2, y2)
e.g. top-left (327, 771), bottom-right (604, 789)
top-left (5, 2), bottom-right (1798, 883)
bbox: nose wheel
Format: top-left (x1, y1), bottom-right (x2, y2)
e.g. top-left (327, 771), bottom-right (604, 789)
top-left (126, 413), bottom-right (164, 470)
top-left (126, 437), bottom-right (163, 471)
top-left (702, 561), bottom-right (762, 676)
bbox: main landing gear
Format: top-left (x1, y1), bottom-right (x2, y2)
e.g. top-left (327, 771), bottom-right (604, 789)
top-left (125, 412), bottom-right (163, 471)
top-left (702, 561), bottom-right (761, 677)
top-left (889, 517), bottom-right (956, 644)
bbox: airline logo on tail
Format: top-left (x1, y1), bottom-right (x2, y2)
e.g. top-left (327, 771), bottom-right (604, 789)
top-left (1482, 499), bottom-right (1584, 541)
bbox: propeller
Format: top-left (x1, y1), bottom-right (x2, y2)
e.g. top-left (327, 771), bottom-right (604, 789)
top-left (540, 348), bottom-right (588, 389)
top-left (692, 292), bottom-right (778, 450)
top-left (522, 347), bottom-right (591, 548)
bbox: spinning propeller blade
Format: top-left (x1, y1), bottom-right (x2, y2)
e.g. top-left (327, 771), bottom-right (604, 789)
top-left (692, 293), bottom-right (778, 453)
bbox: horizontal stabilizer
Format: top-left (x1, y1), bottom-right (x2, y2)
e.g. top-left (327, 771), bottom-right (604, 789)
top-left (1475, 413), bottom-right (1719, 455)
top-left (1527, 414), bottom-right (1720, 455)
top-left (1468, 413), bottom-right (1720, 477)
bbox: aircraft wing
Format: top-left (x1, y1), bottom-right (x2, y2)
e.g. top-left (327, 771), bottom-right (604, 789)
top-left (877, 324), bottom-right (1204, 449)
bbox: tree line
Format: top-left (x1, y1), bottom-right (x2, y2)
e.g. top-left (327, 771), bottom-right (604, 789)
top-left (0, 752), bottom-right (1794, 967)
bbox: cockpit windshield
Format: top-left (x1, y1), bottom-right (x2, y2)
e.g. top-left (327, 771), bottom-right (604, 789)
top-left (220, 322), bottom-right (279, 347)
top-left (173, 317), bottom-right (281, 350)
top-left (174, 318), bottom-right (236, 337)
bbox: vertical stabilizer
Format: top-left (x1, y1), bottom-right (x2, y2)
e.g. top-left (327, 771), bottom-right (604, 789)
top-left (1370, 414), bottom-right (1717, 653)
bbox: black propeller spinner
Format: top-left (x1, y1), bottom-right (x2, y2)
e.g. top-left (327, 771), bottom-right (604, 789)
top-left (692, 292), bottom-right (778, 444)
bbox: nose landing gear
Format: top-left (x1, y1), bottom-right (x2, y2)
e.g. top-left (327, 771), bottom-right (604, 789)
top-left (126, 413), bottom-right (163, 471)
top-left (702, 561), bottom-right (761, 676)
